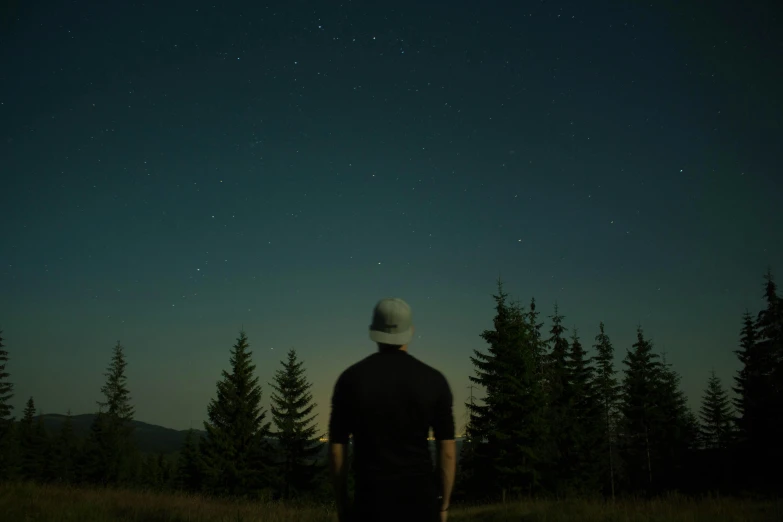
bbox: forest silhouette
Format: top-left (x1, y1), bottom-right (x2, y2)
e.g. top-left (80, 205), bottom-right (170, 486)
top-left (0, 270), bottom-right (781, 513)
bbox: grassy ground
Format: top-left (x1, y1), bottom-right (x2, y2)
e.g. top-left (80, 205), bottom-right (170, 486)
top-left (1, 482), bottom-right (780, 521)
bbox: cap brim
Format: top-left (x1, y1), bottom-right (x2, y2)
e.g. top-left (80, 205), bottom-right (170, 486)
top-left (369, 328), bottom-right (413, 346)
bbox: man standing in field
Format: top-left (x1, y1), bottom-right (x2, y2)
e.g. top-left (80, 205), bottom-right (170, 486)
top-left (329, 298), bottom-right (457, 522)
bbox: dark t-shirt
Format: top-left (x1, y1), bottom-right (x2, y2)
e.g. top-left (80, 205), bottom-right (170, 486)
top-left (329, 349), bottom-right (455, 488)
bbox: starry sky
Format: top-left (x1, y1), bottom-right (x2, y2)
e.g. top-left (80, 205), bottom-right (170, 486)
top-left (1, 0), bottom-right (781, 435)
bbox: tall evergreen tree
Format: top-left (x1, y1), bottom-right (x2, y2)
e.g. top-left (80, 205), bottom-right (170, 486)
top-left (200, 330), bottom-right (273, 497)
top-left (495, 298), bottom-right (547, 499)
top-left (176, 429), bottom-right (204, 492)
top-left (19, 397), bottom-right (48, 481)
top-left (698, 370), bottom-right (734, 450)
top-left (466, 280), bottom-right (547, 501)
top-left (752, 269), bottom-right (783, 486)
top-left (543, 303), bottom-right (572, 495)
top-left (268, 348), bottom-right (324, 500)
top-left (652, 353), bottom-right (696, 491)
top-left (618, 326), bottom-right (659, 494)
top-left (51, 410), bottom-right (79, 484)
top-left (526, 298), bottom-right (547, 392)
top-left (566, 329), bottom-right (602, 494)
top-left (733, 310), bottom-right (760, 445)
top-left (465, 279), bottom-right (510, 500)
top-left (591, 322), bottom-right (620, 499)
top-left (0, 329), bottom-right (17, 480)
top-left (83, 341), bottom-right (137, 486)
top-left (0, 330), bottom-right (12, 427)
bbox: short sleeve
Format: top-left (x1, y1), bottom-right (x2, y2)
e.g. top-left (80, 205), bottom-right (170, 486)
top-left (328, 371), bottom-right (352, 444)
top-left (431, 373), bottom-right (455, 441)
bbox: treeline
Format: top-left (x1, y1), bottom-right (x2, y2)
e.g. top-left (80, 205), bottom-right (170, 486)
top-left (456, 270), bottom-right (783, 503)
top-left (0, 270), bottom-right (781, 504)
top-left (0, 333), bottom-right (331, 502)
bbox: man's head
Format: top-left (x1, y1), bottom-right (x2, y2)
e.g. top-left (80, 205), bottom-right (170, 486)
top-left (369, 298), bottom-right (414, 351)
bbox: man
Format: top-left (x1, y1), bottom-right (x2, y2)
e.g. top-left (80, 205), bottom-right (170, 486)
top-left (329, 298), bottom-right (457, 522)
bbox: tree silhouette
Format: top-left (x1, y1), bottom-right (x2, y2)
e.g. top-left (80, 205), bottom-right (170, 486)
top-left (268, 348), bottom-right (324, 500)
top-left (698, 370), bottom-right (734, 450)
top-left (82, 341), bottom-right (137, 486)
top-left (0, 329), bottom-right (16, 480)
top-left (200, 330), bottom-right (273, 497)
top-left (176, 428), bottom-right (204, 493)
top-left (591, 322), bottom-right (620, 499)
top-left (618, 326), bottom-right (659, 493)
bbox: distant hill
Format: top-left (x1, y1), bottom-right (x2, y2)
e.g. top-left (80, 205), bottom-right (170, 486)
top-left (36, 414), bottom-right (205, 455)
top-left (35, 414), bottom-right (466, 459)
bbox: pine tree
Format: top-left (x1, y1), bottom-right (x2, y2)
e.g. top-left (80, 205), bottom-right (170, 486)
top-left (495, 299), bottom-right (547, 499)
top-left (543, 303), bottom-right (572, 495)
top-left (84, 341), bottom-right (137, 486)
top-left (699, 370), bottom-right (734, 450)
top-left (141, 453), bottom-right (162, 489)
top-left (465, 279), bottom-right (510, 500)
top-left (200, 330), bottom-right (273, 497)
top-left (19, 397), bottom-right (48, 481)
top-left (35, 414), bottom-right (52, 482)
top-left (0, 329), bottom-right (17, 480)
top-left (733, 310), bottom-right (760, 446)
top-left (51, 410), bottom-right (79, 484)
top-left (618, 326), bottom-right (659, 494)
top-left (268, 348), bottom-right (324, 500)
top-left (526, 298), bottom-right (547, 392)
top-left (0, 330), bottom-right (12, 427)
top-left (176, 429), bottom-right (204, 492)
top-left (752, 269), bottom-right (783, 487)
top-left (652, 353), bottom-right (695, 491)
top-left (566, 329), bottom-right (602, 494)
top-left (466, 280), bottom-right (547, 501)
top-left (591, 322), bottom-right (620, 499)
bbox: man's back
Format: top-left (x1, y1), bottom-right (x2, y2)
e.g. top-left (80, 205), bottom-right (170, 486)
top-left (329, 348), bottom-right (454, 521)
top-left (329, 298), bottom-right (456, 522)
top-left (329, 349), bottom-right (455, 480)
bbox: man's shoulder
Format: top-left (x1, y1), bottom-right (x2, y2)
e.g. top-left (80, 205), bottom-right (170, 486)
top-left (408, 353), bottom-right (444, 373)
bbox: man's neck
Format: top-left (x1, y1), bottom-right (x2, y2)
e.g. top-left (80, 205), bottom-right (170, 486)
top-left (377, 345), bottom-right (408, 353)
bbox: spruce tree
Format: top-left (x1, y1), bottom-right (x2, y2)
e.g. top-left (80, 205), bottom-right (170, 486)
top-left (466, 280), bottom-right (546, 501)
top-left (0, 330), bottom-right (12, 428)
top-left (753, 269), bottom-right (783, 486)
top-left (268, 348), bottom-right (324, 500)
top-left (176, 429), bottom-right (204, 492)
top-left (465, 279), bottom-right (510, 500)
top-left (591, 322), bottom-right (620, 499)
top-left (543, 303), bottom-right (572, 495)
top-left (494, 298), bottom-right (547, 499)
top-left (84, 341), bottom-right (137, 486)
top-left (698, 370), bottom-right (734, 450)
top-left (733, 310), bottom-right (760, 446)
top-left (141, 453), bottom-right (162, 489)
top-left (19, 397), bottom-right (48, 481)
top-left (0, 329), bottom-right (17, 480)
top-left (526, 298), bottom-right (547, 392)
top-left (652, 353), bottom-right (695, 491)
top-left (618, 326), bottom-right (659, 494)
top-left (201, 330), bottom-right (273, 497)
top-left (51, 410), bottom-right (79, 484)
top-left (566, 329), bottom-right (602, 494)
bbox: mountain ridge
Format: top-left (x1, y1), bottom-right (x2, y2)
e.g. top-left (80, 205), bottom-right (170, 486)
top-left (33, 414), bottom-right (465, 457)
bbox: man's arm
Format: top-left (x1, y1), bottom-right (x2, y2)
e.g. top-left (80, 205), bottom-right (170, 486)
top-left (328, 372), bottom-right (352, 522)
top-left (329, 442), bottom-right (350, 522)
top-left (436, 439), bottom-right (457, 511)
top-left (432, 374), bottom-right (456, 512)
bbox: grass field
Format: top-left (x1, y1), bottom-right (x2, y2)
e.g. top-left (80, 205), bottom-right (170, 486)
top-left (1, 482), bottom-right (780, 521)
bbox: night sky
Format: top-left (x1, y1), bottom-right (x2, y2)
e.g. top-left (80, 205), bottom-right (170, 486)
top-left (1, 0), bottom-right (781, 435)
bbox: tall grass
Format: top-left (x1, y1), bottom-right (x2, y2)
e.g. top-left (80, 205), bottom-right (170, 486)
top-left (0, 482), bottom-right (780, 521)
